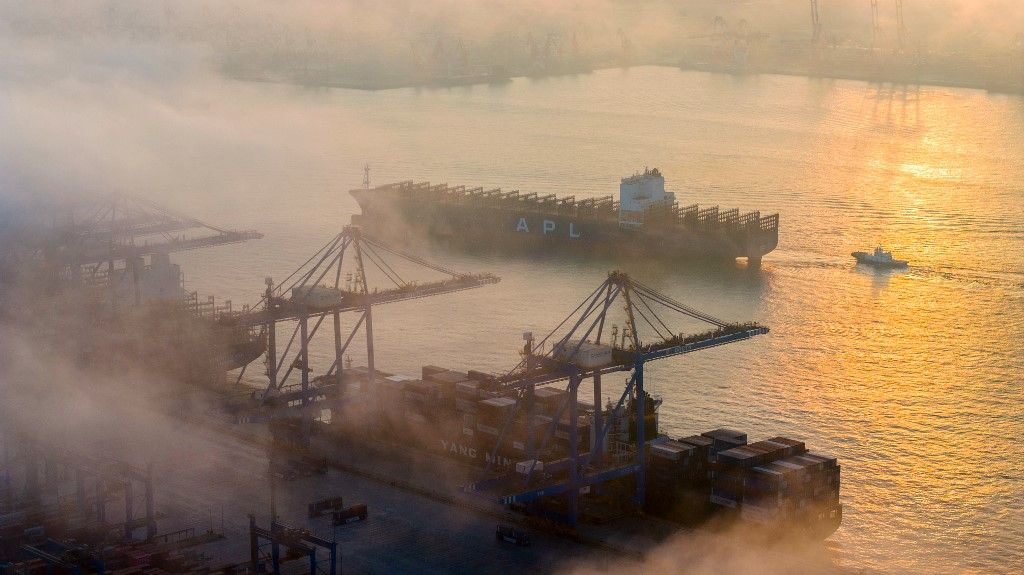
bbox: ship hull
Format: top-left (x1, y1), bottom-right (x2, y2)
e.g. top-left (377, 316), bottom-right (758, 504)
top-left (375, 404), bottom-right (841, 540)
top-left (351, 186), bottom-right (778, 263)
top-left (852, 252), bottom-right (908, 268)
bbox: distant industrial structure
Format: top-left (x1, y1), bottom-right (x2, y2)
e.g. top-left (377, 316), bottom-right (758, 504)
top-left (0, 194), bottom-right (265, 384)
top-left (680, 1), bottom-right (1021, 94)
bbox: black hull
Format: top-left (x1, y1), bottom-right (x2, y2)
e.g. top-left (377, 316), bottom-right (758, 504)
top-left (351, 184), bottom-right (779, 263)
top-left (372, 410), bottom-right (840, 540)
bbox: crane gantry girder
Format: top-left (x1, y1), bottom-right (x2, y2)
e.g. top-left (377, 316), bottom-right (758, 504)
top-left (237, 273), bottom-right (498, 328)
top-left (871, 0), bottom-right (881, 52)
top-left (895, 0), bottom-right (907, 54)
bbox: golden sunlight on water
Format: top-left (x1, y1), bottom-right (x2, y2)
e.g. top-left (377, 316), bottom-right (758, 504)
top-left (152, 67), bottom-right (1024, 573)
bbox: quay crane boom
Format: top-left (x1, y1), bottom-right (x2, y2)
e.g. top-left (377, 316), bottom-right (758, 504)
top-left (14, 193), bottom-right (262, 269)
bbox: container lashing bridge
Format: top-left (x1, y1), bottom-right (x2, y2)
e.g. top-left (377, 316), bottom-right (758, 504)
top-left (465, 271), bottom-right (768, 526)
top-left (235, 225), bottom-right (499, 438)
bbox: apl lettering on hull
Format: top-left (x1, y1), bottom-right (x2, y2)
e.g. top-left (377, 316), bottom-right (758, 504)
top-left (350, 169), bottom-right (781, 263)
top-left (515, 218), bottom-right (582, 239)
top-left (440, 439), bottom-right (513, 468)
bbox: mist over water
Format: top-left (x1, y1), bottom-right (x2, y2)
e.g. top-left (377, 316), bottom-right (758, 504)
top-left (180, 70), bottom-right (1020, 575)
top-left (81, 68), bottom-right (1006, 574)
top-left (2, 5), bottom-right (1023, 574)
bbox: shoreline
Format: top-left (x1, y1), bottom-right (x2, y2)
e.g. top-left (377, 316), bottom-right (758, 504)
top-left (224, 61), bottom-right (1024, 96)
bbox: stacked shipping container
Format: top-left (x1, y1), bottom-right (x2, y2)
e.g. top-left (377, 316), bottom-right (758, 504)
top-left (646, 430), bottom-right (841, 536)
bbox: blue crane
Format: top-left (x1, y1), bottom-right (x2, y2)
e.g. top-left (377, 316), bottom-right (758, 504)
top-left (465, 271), bottom-right (768, 526)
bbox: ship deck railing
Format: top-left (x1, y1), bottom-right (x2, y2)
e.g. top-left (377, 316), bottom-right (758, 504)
top-left (369, 181), bottom-right (779, 234)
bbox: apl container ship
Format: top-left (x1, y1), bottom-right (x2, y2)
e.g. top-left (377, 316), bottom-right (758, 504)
top-left (350, 168), bottom-right (779, 264)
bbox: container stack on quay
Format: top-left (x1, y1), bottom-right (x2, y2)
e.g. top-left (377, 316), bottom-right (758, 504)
top-left (700, 428), bottom-right (748, 456)
top-left (477, 397), bottom-right (518, 436)
top-left (646, 439), bottom-right (708, 522)
top-left (533, 387), bottom-right (567, 415)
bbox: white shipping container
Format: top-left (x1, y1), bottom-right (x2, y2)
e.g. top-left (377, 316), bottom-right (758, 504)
top-left (291, 285), bottom-right (344, 309)
top-left (515, 460), bottom-right (544, 475)
top-left (552, 340), bottom-right (614, 369)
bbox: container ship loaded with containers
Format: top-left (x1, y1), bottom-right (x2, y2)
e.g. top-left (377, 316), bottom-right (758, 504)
top-left (282, 358), bottom-right (842, 540)
top-left (350, 168), bottom-right (780, 265)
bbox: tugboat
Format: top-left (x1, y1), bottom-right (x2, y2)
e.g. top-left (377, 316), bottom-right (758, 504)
top-left (852, 246), bottom-right (908, 268)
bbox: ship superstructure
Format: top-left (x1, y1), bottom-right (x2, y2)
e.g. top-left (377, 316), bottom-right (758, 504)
top-left (351, 168), bottom-right (779, 264)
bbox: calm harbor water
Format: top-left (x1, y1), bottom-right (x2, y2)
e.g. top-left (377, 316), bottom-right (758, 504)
top-left (168, 66), bottom-right (1024, 574)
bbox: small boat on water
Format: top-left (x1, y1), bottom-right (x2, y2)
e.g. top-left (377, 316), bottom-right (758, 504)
top-left (852, 246), bottom-right (909, 268)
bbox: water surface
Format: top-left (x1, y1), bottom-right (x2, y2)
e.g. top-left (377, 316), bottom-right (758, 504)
top-left (171, 67), bottom-right (1024, 574)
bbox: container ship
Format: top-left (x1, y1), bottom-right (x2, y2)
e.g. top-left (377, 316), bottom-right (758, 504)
top-left (288, 361), bottom-right (842, 540)
top-left (350, 168), bottom-right (779, 264)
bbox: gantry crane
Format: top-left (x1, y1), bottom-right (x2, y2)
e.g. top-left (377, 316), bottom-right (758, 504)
top-left (0, 429), bottom-right (157, 541)
top-left (249, 515), bottom-right (337, 575)
top-left (237, 225), bottom-right (498, 436)
top-left (26, 193), bottom-right (258, 268)
top-left (4, 193), bottom-right (261, 307)
top-left (465, 271), bottom-right (768, 526)
top-left (894, 0), bottom-right (907, 56)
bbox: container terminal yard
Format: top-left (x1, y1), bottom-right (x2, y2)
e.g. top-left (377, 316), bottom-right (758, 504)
top-left (0, 197), bottom-right (842, 574)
